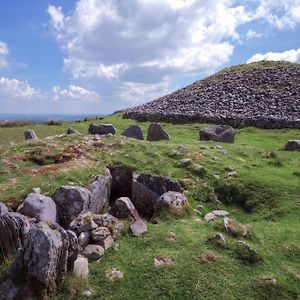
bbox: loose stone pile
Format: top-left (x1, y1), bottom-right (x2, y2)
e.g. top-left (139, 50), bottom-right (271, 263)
top-left (124, 62), bottom-right (300, 129)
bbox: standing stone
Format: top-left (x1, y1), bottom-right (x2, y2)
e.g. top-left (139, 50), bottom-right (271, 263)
top-left (17, 192), bottom-right (57, 224)
top-left (88, 169), bottom-right (112, 213)
top-left (7, 222), bottom-right (72, 299)
top-left (53, 186), bottom-right (91, 229)
top-left (285, 140), bottom-right (300, 151)
top-left (109, 197), bottom-right (140, 220)
top-left (108, 165), bottom-right (133, 201)
top-left (121, 125), bottom-right (144, 140)
top-left (0, 212), bottom-right (32, 260)
top-left (200, 125), bottom-right (235, 143)
top-left (88, 124), bottom-right (116, 135)
top-left (24, 129), bottom-right (38, 140)
top-left (0, 203), bottom-right (9, 216)
top-left (74, 256), bottom-right (89, 279)
top-left (147, 123), bottom-right (170, 141)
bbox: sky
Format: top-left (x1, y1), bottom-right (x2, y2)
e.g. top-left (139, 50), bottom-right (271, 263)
top-left (0, 0), bottom-right (299, 115)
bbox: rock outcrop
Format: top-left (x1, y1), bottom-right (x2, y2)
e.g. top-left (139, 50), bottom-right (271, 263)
top-left (124, 62), bottom-right (300, 129)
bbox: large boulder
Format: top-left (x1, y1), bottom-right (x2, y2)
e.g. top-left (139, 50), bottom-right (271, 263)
top-left (132, 174), bottom-right (183, 218)
top-left (0, 212), bottom-right (32, 260)
top-left (200, 125), bottom-right (235, 143)
top-left (53, 186), bottom-right (91, 228)
top-left (24, 129), bottom-right (38, 140)
top-left (108, 165), bottom-right (133, 201)
top-left (17, 192), bottom-right (57, 224)
top-left (88, 124), bottom-right (116, 135)
top-left (0, 202), bottom-right (9, 216)
top-left (285, 140), bottom-right (300, 151)
top-left (147, 123), bottom-right (170, 141)
top-left (7, 222), bottom-right (75, 299)
top-left (121, 125), bottom-right (144, 140)
top-left (89, 169), bottom-right (112, 213)
top-left (109, 197), bottom-right (140, 221)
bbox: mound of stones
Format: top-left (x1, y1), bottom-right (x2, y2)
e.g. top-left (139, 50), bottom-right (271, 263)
top-left (124, 62), bottom-right (300, 129)
top-left (0, 165), bottom-right (187, 299)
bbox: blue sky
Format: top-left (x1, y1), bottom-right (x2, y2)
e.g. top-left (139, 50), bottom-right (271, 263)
top-left (0, 0), bottom-right (299, 115)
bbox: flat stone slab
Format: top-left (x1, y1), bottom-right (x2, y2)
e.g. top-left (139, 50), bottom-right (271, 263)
top-left (212, 210), bottom-right (229, 217)
top-left (130, 219), bottom-right (147, 236)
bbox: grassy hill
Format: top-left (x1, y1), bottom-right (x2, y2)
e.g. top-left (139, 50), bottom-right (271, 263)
top-left (0, 115), bottom-right (300, 299)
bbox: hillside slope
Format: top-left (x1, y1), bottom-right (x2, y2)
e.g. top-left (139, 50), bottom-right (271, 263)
top-left (124, 61), bottom-right (300, 128)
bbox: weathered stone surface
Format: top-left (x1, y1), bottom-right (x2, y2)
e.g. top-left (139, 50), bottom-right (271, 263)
top-left (91, 227), bottom-right (110, 242)
top-left (200, 125), bottom-right (235, 143)
top-left (130, 219), bottom-right (147, 236)
top-left (208, 233), bottom-right (226, 248)
top-left (53, 186), bottom-right (91, 228)
top-left (82, 245), bottom-right (105, 260)
top-left (88, 124), bottom-right (116, 135)
top-left (77, 221), bottom-right (98, 233)
top-left (132, 173), bottom-right (183, 218)
top-left (0, 212), bottom-right (32, 260)
top-left (67, 128), bottom-right (79, 135)
top-left (109, 197), bottom-right (140, 220)
top-left (24, 129), bottom-right (38, 140)
top-left (147, 123), bottom-right (170, 141)
top-left (108, 165), bottom-right (133, 201)
top-left (78, 231), bottom-right (90, 248)
top-left (93, 214), bottom-right (124, 237)
top-left (0, 202), bottom-right (9, 216)
top-left (121, 125), bottom-right (144, 140)
top-left (154, 256), bottom-right (174, 267)
top-left (285, 140), bottom-right (300, 151)
top-left (0, 279), bottom-right (20, 300)
top-left (124, 62), bottom-right (300, 129)
top-left (204, 212), bottom-right (215, 222)
top-left (89, 169), bottom-right (112, 213)
top-left (212, 210), bottom-right (229, 217)
top-left (66, 230), bottom-right (79, 271)
top-left (156, 191), bottom-right (187, 212)
top-left (8, 222), bottom-right (72, 299)
top-left (235, 241), bottom-right (261, 264)
top-left (96, 235), bottom-right (114, 250)
top-left (74, 255), bottom-right (89, 279)
top-left (17, 192), bottom-right (57, 224)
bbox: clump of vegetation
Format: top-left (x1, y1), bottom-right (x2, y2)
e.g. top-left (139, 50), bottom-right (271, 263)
top-left (47, 120), bottom-right (63, 126)
top-left (0, 120), bottom-right (31, 128)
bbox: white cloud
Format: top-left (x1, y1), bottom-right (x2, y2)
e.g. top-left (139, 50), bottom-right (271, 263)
top-left (47, 5), bottom-right (65, 30)
top-left (247, 48), bottom-right (300, 63)
top-left (245, 29), bottom-right (261, 40)
top-left (52, 85), bottom-right (100, 102)
top-left (0, 41), bottom-right (9, 69)
top-left (0, 77), bottom-right (40, 100)
top-left (119, 78), bottom-right (171, 104)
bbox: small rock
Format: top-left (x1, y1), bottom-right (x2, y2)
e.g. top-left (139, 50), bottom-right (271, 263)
top-left (82, 289), bottom-right (95, 297)
top-left (130, 219), bottom-right (147, 236)
top-left (78, 221), bottom-right (98, 233)
top-left (24, 129), bottom-right (38, 140)
top-left (74, 256), bottom-right (89, 279)
top-left (154, 256), bottom-right (174, 267)
top-left (109, 197), bottom-right (140, 221)
top-left (212, 210), bottom-right (229, 217)
top-left (105, 268), bottom-right (124, 281)
top-left (166, 232), bottom-right (177, 241)
top-left (156, 191), bottom-right (187, 212)
top-left (147, 123), bottom-right (170, 141)
top-left (78, 231), bottom-right (90, 248)
top-left (96, 235), bottom-right (114, 250)
top-left (32, 187), bottom-right (41, 194)
top-left (285, 140), bottom-right (300, 151)
top-left (180, 158), bottom-right (192, 167)
top-left (204, 212), bottom-right (215, 222)
top-left (91, 227), bottom-right (110, 242)
top-left (208, 233), bottom-right (226, 247)
top-left (82, 245), bottom-right (105, 261)
top-left (228, 171), bottom-right (237, 178)
top-left (88, 124), bottom-right (116, 135)
top-left (200, 125), bottom-right (235, 143)
top-left (67, 128), bottom-right (79, 135)
top-left (257, 276), bottom-right (277, 286)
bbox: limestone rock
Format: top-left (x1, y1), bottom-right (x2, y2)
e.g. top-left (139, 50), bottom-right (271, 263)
top-left (200, 125), bottom-right (235, 143)
top-left (88, 124), bottom-right (116, 135)
top-left (285, 140), bottom-right (300, 151)
top-left (204, 212), bottom-right (215, 222)
top-left (208, 233), bottom-right (226, 248)
top-left (24, 129), bottom-right (38, 140)
top-left (74, 256), bottom-right (89, 279)
top-left (53, 186), bottom-right (91, 228)
top-left (130, 219), bottom-right (147, 237)
top-left (156, 191), bottom-right (187, 212)
top-left (17, 192), bottom-right (57, 224)
top-left (77, 221), bottom-right (98, 233)
top-left (121, 125), bottom-right (144, 140)
top-left (212, 210), bottom-right (229, 217)
top-left (109, 197), bottom-right (140, 220)
top-left (89, 169), bottom-right (112, 213)
top-left (0, 202), bottom-right (9, 216)
top-left (147, 123), bottom-right (170, 141)
top-left (66, 230), bottom-right (79, 271)
top-left (82, 245), bottom-right (105, 260)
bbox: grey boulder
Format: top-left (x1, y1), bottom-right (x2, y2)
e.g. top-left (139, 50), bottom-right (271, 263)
top-left (156, 192), bottom-right (187, 212)
top-left (88, 124), bottom-right (116, 135)
top-left (109, 197), bottom-right (140, 221)
top-left (285, 140), bottom-right (300, 151)
top-left (130, 219), bottom-right (148, 237)
top-left (82, 245), bottom-right (105, 260)
top-left (74, 255), bottom-right (89, 279)
top-left (200, 125), bottom-right (235, 143)
top-left (53, 186), bottom-right (91, 228)
top-left (24, 129), bottom-right (38, 140)
top-left (147, 123), bottom-right (169, 141)
top-left (17, 192), bottom-right (57, 224)
top-left (121, 125), bottom-right (144, 140)
top-left (91, 227), bottom-right (111, 242)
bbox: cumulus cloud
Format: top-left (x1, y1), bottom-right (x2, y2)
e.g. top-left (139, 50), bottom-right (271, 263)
top-left (245, 29), bottom-right (261, 40)
top-left (0, 41), bottom-right (9, 69)
top-left (52, 85), bottom-right (101, 102)
top-left (247, 48), bottom-right (300, 63)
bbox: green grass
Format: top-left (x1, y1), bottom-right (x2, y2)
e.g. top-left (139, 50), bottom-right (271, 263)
top-left (0, 114), bottom-right (300, 299)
